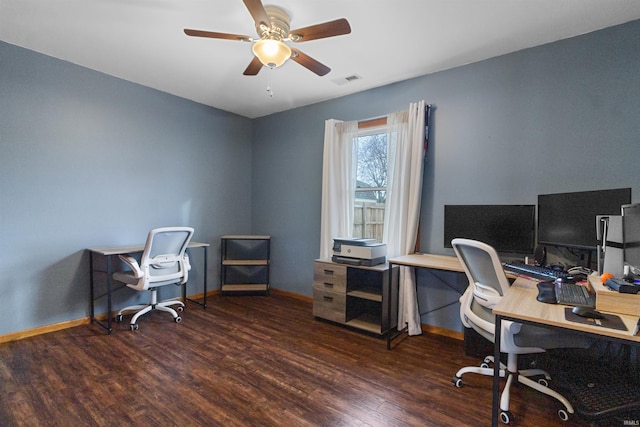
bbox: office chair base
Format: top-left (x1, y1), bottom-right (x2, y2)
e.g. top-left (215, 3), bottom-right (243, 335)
top-left (116, 299), bottom-right (185, 330)
top-left (497, 369), bottom-right (573, 424)
top-left (453, 355), bottom-right (572, 424)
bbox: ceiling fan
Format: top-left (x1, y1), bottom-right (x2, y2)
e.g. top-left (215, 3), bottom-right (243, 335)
top-left (184, 0), bottom-right (351, 76)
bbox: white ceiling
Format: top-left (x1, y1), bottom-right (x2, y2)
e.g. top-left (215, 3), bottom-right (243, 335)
top-left (2, 0), bottom-right (640, 118)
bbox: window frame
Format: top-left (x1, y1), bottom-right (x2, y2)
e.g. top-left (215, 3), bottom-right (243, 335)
top-left (352, 118), bottom-right (390, 242)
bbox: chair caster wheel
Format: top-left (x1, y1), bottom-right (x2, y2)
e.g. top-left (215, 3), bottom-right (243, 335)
top-left (177, 306), bottom-right (184, 312)
top-left (175, 316), bottom-right (182, 323)
top-left (558, 409), bottom-right (569, 421)
top-left (480, 362), bottom-right (490, 369)
top-left (538, 378), bottom-right (549, 387)
top-left (451, 376), bottom-right (463, 388)
top-left (115, 314), bottom-right (123, 323)
top-left (130, 324), bottom-right (138, 331)
top-left (500, 410), bottom-right (512, 424)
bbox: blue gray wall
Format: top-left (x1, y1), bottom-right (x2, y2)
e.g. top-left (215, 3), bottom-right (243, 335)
top-left (0, 42), bottom-right (252, 335)
top-left (252, 20), bottom-right (640, 330)
top-left (2, 20), bottom-right (639, 336)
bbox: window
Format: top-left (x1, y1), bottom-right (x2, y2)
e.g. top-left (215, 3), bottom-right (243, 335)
top-left (353, 124), bottom-right (388, 242)
top-left (320, 101), bottom-right (427, 336)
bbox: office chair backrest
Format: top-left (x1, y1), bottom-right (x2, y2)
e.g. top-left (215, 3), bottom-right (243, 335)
top-left (451, 238), bottom-right (510, 309)
top-left (141, 227), bottom-right (194, 286)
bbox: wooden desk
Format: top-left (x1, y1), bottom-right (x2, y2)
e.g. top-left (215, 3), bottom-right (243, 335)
top-left (386, 253), bottom-right (464, 348)
top-left (388, 253), bottom-right (464, 272)
top-left (385, 253), bottom-right (521, 349)
top-left (491, 277), bottom-right (640, 426)
top-left (88, 241), bottom-right (209, 333)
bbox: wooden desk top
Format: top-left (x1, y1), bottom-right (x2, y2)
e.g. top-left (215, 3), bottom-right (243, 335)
top-left (88, 241), bottom-right (209, 256)
top-left (388, 253), bottom-right (464, 272)
top-left (494, 278), bottom-right (640, 343)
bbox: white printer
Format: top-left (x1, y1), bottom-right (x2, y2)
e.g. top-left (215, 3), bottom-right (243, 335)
top-left (332, 238), bottom-right (386, 266)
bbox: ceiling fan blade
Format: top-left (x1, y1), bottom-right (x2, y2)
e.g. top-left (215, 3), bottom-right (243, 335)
top-left (290, 48), bottom-right (330, 76)
top-left (243, 56), bottom-right (263, 76)
top-left (289, 18), bottom-right (351, 42)
top-left (184, 29), bottom-right (251, 41)
top-left (242, 0), bottom-right (270, 29)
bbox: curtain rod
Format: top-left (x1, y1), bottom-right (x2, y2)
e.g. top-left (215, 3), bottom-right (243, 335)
top-left (358, 116), bottom-right (387, 129)
top-left (358, 104), bottom-right (431, 129)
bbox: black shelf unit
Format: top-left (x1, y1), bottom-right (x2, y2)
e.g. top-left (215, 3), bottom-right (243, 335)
top-left (220, 235), bottom-right (270, 295)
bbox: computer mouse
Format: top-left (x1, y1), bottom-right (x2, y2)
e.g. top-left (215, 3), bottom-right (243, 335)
top-left (572, 306), bottom-right (605, 319)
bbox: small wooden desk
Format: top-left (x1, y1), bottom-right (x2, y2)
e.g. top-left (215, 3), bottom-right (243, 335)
top-left (491, 277), bottom-right (640, 426)
top-left (88, 241), bottom-right (209, 333)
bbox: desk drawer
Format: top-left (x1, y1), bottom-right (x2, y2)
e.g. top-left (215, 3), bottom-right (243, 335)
top-left (314, 262), bottom-right (347, 293)
top-left (313, 289), bottom-right (346, 323)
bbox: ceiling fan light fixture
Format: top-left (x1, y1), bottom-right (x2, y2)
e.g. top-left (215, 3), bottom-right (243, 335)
top-left (252, 39), bottom-right (291, 68)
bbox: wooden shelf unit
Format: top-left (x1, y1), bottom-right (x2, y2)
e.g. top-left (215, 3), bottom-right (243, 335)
top-left (220, 235), bottom-right (270, 295)
top-left (312, 259), bottom-right (398, 335)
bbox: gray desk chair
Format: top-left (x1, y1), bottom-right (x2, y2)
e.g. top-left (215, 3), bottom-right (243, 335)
top-left (113, 227), bottom-right (194, 330)
top-left (450, 238), bottom-right (593, 425)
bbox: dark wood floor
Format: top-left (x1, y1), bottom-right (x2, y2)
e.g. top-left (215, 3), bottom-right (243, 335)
top-left (0, 292), bottom-right (626, 426)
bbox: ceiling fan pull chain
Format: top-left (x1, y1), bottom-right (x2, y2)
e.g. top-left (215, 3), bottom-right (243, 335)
top-left (266, 66), bottom-right (274, 97)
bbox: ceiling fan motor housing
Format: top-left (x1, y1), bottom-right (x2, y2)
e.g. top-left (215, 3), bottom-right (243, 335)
top-left (258, 6), bottom-right (290, 41)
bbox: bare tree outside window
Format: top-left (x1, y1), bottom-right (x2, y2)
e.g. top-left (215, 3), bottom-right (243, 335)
top-left (356, 133), bottom-right (387, 202)
top-left (354, 132), bottom-right (388, 241)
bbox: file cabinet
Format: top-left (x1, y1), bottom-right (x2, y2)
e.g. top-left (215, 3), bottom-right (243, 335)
top-left (313, 259), bottom-right (398, 335)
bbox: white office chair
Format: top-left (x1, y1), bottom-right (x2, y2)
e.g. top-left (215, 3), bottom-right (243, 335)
top-left (450, 238), bottom-right (593, 424)
top-left (113, 227), bottom-right (194, 330)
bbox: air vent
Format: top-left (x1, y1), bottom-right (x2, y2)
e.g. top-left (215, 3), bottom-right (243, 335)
top-left (331, 74), bottom-right (363, 86)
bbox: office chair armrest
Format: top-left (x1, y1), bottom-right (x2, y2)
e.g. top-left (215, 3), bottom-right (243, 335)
top-left (184, 253), bottom-right (191, 271)
top-left (473, 281), bottom-right (502, 308)
top-left (118, 255), bottom-right (143, 278)
top-left (504, 320), bottom-right (522, 334)
top-left (459, 287), bottom-right (473, 328)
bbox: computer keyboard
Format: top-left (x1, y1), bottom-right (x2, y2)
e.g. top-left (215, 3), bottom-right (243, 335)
top-left (555, 281), bottom-right (595, 307)
top-left (503, 262), bottom-right (571, 281)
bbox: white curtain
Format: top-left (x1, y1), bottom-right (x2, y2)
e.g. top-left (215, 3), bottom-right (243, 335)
top-left (320, 102), bottom-right (426, 336)
top-left (384, 100), bottom-right (426, 336)
top-left (319, 119), bottom-right (358, 260)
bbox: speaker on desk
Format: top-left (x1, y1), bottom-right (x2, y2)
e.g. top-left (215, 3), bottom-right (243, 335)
top-left (534, 245), bottom-right (546, 266)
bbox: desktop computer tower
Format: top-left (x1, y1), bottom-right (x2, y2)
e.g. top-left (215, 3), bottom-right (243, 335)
top-left (596, 215), bottom-right (624, 276)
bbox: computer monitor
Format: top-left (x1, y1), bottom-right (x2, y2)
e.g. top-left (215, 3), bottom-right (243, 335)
top-left (444, 205), bottom-right (535, 254)
top-left (622, 203), bottom-right (640, 276)
top-left (537, 188), bottom-right (631, 250)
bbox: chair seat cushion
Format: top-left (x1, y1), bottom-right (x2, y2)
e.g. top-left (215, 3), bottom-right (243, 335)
top-left (514, 323), bottom-right (594, 349)
top-left (113, 271), bottom-right (182, 288)
top-left (112, 271), bottom-right (139, 285)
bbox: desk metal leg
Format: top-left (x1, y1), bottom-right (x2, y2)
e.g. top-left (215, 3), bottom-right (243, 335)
top-left (386, 262), bottom-right (394, 349)
top-left (492, 314), bottom-right (502, 427)
top-left (89, 252), bottom-right (114, 334)
top-left (185, 246), bottom-right (208, 308)
top-left (386, 264), bottom-right (415, 350)
top-left (203, 246), bottom-right (208, 307)
top-left (90, 253), bottom-right (95, 323)
top-left (106, 255), bottom-right (113, 333)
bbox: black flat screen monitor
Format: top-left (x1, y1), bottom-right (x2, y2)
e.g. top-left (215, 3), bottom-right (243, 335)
top-left (622, 203), bottom-right (640, 274)
top-left (537, 188), bottom-right (631, 250)
top-left (444, 205), bottom-right (535, 254)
